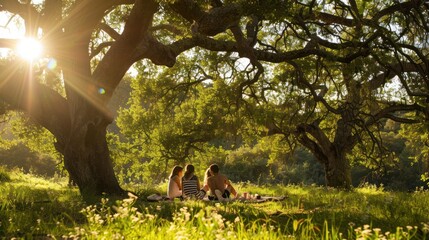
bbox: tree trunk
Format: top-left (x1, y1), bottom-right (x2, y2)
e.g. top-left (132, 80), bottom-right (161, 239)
top-left (0, 63), bottom-right (125, 201)
top-left (323, 147), bottom-right (352, 189)
top-left (295, 122), bottom-right (353, 189)
top-left (56, 107), bottom-right (126, 202)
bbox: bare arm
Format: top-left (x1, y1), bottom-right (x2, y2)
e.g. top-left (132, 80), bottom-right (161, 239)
top-left (173, 176), bottom-right (182, 190)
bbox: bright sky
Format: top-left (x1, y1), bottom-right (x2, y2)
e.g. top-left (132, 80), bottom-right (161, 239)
top-left (0, 12), bottom-right (26, 57)
top-left (0, 11), bottom-right (25, 37)
top-left (1, 0), bottom-right (44, 38)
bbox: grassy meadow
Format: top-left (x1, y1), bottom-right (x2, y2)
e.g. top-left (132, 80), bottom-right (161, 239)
top-left (1, 167), bottom-right (429, 239)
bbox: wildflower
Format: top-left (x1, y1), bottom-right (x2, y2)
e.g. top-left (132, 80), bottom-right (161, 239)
top-left (131, 216), bottom-right (140, 223)
top-left (127, 191), bottom-right (138, 199)
top-left (422, 222), bottom-right (429, 233)
top-left (101, 198), bottom-right (109, 205)
top-left (215, 233), bottom-right (225, 240)
top-left (361, 229), bottom-right (372, 236)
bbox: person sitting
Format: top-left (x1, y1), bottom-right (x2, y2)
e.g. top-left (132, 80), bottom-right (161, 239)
top-left (181, 164), bottom-right (202, 199)
top-left (206, 164), bottom-right (237, 201)
top-left (167, 165), bottom-right (183, 200)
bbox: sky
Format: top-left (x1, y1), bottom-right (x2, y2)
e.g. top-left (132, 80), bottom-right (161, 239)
top-left (0, 12), bottom-right (25, 57)
top-left (0, 0), bottom-right (44, 38)
top-left (0, 12), bottom-right (25, 37)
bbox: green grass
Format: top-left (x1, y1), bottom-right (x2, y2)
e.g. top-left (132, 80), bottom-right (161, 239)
top-left (0, 166), bottom-right (11, 182)
top-left (1, 171), bottom-right (429, 239)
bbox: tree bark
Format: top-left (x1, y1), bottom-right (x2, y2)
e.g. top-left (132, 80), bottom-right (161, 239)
top-left (295, 122), bottom-right (353, 189)
top-left (323, 146), bottom-right (352, 189)
top-left (57, 110), bottom-right (126, 201)
top-left (0, 63), bottom-right (125, 201)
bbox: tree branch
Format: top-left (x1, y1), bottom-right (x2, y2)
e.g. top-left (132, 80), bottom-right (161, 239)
top-left (99, 22), bottom-right (121, 40)
top-left (0, 38), bottom-right (18, 49)
top-left (150, 24), bottom-right (182, 35)
top-left (308, 0), bottom-right (424, 27)
top-left (372, 0), bottom-right (423, 22)
top-left (366, 103), bottom-right (425, 126)
top-left (41, 0), bottom-right (62, 30)
top-left (384, 114), bottom-right (421, 124)
top-left (170, 0), bottom-right (240, 36)
top-left (0, 63), bottom-right (70, 138)
top-left (367, 61), bottom-right (429, 95)
top-left (294, 123), bottom-right (330, 165)
top-left (286, 60), bottom-right (339, 114)
top-left (0, 0), bottom-right (41, 36)
top-left (90, 41), bottom-right (114, 58)
top-left (92, 0), bottom-right (158, 102)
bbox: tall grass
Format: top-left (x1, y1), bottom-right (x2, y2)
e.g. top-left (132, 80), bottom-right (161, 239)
top-left (0, 166), bottom-right (11, 182)
top-left (1, 171), bottom-right (428, 239)
top-left (0, 169), bottom-right (84, 238)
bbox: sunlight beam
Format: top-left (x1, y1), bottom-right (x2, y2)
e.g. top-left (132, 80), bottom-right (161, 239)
top-left (16, 38), bottom-right (43, 61)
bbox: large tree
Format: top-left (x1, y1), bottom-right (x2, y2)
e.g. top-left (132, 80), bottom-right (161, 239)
top-left (0, 0), bottom-right (428, 199)
top-left (262, 0), bottom-right (429, 188)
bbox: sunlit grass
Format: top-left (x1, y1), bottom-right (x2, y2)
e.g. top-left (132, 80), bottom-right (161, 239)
top-left (0, 166), bottom-right (11, 182)
top-left (0, 171), bottom-right (428, 239)
top-left (0, 169), bottom-right (83, 238)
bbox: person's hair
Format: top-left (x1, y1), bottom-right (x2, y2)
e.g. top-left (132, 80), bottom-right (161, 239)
top-left (203, 167), bottom-right (212, 184)
top-left (209, 164), bottom-right (219, 174)
top-left (183, 164), bottom-right (195, 180)
top-left (169, 165), bottom-right (183, 178)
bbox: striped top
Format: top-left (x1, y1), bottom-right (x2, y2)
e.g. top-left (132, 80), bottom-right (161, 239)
top-left (182, 175), bottom-right (199, 197)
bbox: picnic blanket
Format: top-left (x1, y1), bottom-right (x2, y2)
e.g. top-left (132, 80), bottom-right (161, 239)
top-left (146, 193), bottom-right (287, 203)
top-left (238, 196), bottom-right (287, 203)
top-left (146, 193), bottom-right (171, 202)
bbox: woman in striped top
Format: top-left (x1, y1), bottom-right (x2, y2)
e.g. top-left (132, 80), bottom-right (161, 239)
top-left (182, 164), bottom-right (201, 199)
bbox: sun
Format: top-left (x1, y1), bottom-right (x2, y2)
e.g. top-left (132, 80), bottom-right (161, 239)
top-left (16, 38), bottom-right (43, 61)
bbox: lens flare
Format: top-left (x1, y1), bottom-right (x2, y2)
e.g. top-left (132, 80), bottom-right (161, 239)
top-left (98, 88), bottom-right (106, 95)
top-left (47, 58), bottom-right (57, 70)
top-left (16, 38), bottom-right (43, 61)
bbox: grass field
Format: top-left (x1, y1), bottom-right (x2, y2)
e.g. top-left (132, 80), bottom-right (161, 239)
top-left (1, 167), bottom-right (428, 239)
